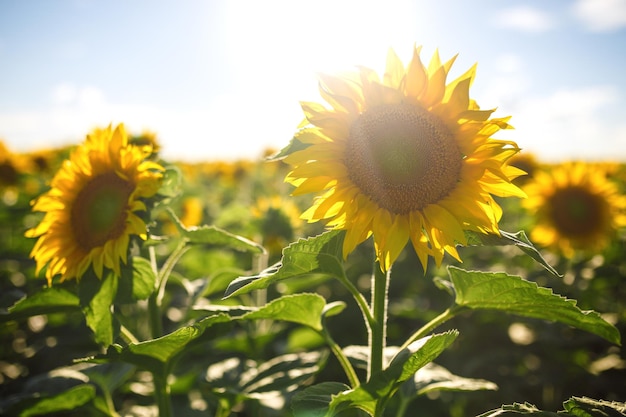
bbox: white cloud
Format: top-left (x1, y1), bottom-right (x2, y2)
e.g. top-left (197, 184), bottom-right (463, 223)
top-left (493, 6), bottom-right (556, 33)
top-left (496, 86), bottom-right (626, 161)
top-left (572, 0), bottom-right (626, 32)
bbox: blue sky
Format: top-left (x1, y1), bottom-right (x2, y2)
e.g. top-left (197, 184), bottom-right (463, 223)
top-left (1, 0), bottom-right (626, 162)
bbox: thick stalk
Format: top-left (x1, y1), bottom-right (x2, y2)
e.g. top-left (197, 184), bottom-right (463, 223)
top-left (368, 263), bottom-right (390, 381)
top-left (153, 374), bottom-right (173, 417)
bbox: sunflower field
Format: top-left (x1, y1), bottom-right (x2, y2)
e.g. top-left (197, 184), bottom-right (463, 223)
top-left (1, 47), bottom-right (625, 417)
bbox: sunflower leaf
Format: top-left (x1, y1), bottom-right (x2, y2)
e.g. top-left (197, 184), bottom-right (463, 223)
top-left (87, 313), bottom-right (232, 375)
top-left (81, 271), bottom-right (118, 347)
top-left (156, 165), bottom-right (182, 199)
top-left (2, 287), bottom-right (80, 322)
top-left (398, 362), bottom-right (497, 400)
top-left (464, 229), bottom-right (561, 277)
top-left (477, 397), bottom-right (626, 417)
top-left (267, 135), bottom-right (311, 160)
top-left (242, 293), bottom-right (327, 331)
top-left (223, 230), bottom-right (344, 298)
top-left (291, 382), bottom-right (352, 417)
top-left (130, 256), bottom-right (157, 300)
top-left (448, 267), bottom-right (621, 345)
top-left (562, 396), bottom-right (626, 416)
top-left (167, 208), bottom-right (264, 253)
top-left (327, 331), bottom-right (459, 416)
top-left (10, 384), bottom-right (96, 417)
top-left (476, 402), bottom-right (562, 416)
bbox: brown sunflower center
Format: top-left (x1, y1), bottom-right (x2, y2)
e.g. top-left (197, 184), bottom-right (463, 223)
top-left (71, 172), bottom-right (134, 250)
top-left (345, 103), bottom-right (463, 214)
top-left (548, 186), bottom-right (606, 238)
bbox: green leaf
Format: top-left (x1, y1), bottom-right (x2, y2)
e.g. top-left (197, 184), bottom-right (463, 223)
top-left (92, 313), bottom-right (232, 375)
top-left (115, 257), bottom-right (156, 303)
top-left (476, 402), bottom-right (561, 416)
top-left (465, 229), bottom-right (561, 277)
top-left (224, 230), bottom-right (344, 298)
top-left (157, 165), bottom-right (182, 198)
top-left (183, 224), bottom-right (264, 253)
top-left (240, 351), bottom-right (327, 394)
top-left (242, 293), bottom-right (327, 331)
top-left (129, 313), bottom-right (231, 361)
top-left (448, 267), bottom-right (621, 345)
top-left (19, 384), bottom-right (96, 417)
top-left (201, 268), bottom-right (248, 298)
top-left (3, 287), bottom-right (80, 322)
top-left (563, 397), bottom-right (626, 417)
top-left (477, 397), bottom-right (626, 417)
top-left (168, 208), bottom-right (264, 253)
top-left (267, 135), bottom-right (311, 160)
top-left (329, 331), bottom-right (459, 416)
top-left (291, 382), bottom-right (351, 417)
top-left (401, 362), bottom-right (497, 398)
top-left (81, 272), bottom-right (118, 346)
top-left (206, 351), bottom-right (327, 408)
top-left (131, 257), bottom-right (157, 300)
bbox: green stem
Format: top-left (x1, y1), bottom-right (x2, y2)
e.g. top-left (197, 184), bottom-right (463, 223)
top-left (214, 398), bottom-right (232, 417)
top-left (153, 374), bottom-right (173, 417)
top-left (320, 325), bottom-right (360, 388)
top-left (398, 305), bottom-right (464, 352)
top-left (395, 396), bottom-right (411, 417)
top-left (337, 270), bottom-right (375, 329)
top-left (368, 263), bottom-right (390, 381)
top-left (118, 323), bottom-right (140, 345)
top-left (148, 239), bottom-right (190, 338)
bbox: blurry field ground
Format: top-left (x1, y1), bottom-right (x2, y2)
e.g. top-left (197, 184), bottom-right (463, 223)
top-left (1, 137), bottom-right (625, 416)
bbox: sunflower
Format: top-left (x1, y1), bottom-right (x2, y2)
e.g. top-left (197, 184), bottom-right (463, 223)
top-left (251, 195), bottom-right (303, 259)
top-left (282, 46), bottom-right (526, 270)
top-left (522, 162), bottom-right (626, 258)
top-left (508, 151), bottom-right (539, 185)
top-left (25, 124), bottom-right (164, 284)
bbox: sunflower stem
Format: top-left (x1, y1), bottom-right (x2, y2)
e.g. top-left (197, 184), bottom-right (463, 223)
top-left (321, 322), bottom-right (360, 388)
top-left (153, 373), bottom-right (173, 417)
top-left (148, 239), bottom-right (190, 338)
top-left (337, 270), bottom-right (375, 327)
top-left (398, 306), bottom-right (463, 352)
top-left (368, 262), bottom-right (390, 381)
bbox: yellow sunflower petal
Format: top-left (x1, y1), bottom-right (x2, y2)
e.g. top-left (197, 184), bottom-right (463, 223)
top-left (25, 123), bottom-right (164, 284)
top-left (282, 45), bottom-right (524, 271)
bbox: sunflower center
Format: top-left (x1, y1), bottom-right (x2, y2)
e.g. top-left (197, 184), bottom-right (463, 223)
top-left (345, 103), bottom-right (463, 214)
top-left (71, 172), bottom-right (134, 250)
top-left (549, 186), bottom-right (606, 238)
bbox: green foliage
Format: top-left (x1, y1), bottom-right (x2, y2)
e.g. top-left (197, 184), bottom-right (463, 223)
top-left (4, 286), bottom-right (80, 321)
top-left (224, 230), bottom-right (345, 297)
top-left (447, 267), bottom-right (621, 344)
top-left (242, 293), bottom-right (327, 331)
top-left (3, 154), bottom-right (625, 417)
top-left (477, 397), bottom-right (626, 416)
top-left (465, 230), bottom-right (561, 277)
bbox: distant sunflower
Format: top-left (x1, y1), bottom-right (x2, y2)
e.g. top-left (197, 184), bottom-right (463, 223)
top-left (282, 46), bottom-right (525, 270)
top-left (509, 151), bottom-right (539, 185)
top-left (26, 124), bottom-right (164, 284)
top-left (252, 195), bottom-right (302, 259)
top-left (523, 162), bottom-right (626, 258)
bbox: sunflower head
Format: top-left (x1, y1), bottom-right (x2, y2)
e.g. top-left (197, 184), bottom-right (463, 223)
top-left (252, 195), bottom-right (303, 260)
top-left (25, 124), bottom-right (165, 284)
top-left (522, 162), bottom-right (626, 258)
top-left (281, 45), bottom-right (526, 270)
top-left (130, 129), bottom-right (162, 157)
